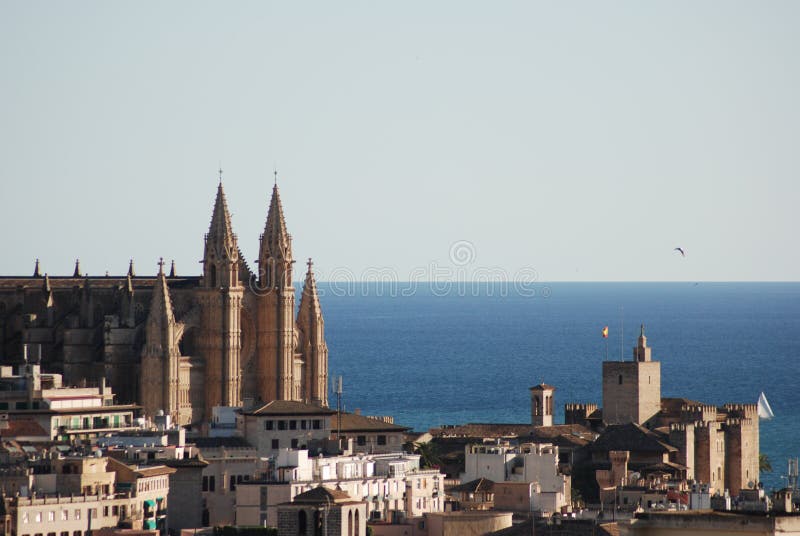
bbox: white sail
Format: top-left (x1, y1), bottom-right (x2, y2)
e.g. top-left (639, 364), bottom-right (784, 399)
top-left (757, 391), bottom-right (775, 419)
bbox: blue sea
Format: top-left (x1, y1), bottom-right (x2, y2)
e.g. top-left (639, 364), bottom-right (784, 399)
top-left (313, 282), bottom-right (799, 491)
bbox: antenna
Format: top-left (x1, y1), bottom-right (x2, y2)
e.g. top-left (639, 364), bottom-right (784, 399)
top-left (620, 306), bottom-right (624, 361)
top-left (336, 376), bottom-right (343, 442)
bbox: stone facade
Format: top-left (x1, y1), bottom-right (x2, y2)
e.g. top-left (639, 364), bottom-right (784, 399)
top-left (0, 181), bottom-right (329, 425)
top-left (602, 325), bottom-right (661, 426)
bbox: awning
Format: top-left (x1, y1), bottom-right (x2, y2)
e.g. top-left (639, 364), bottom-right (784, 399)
top-left (144, 499), bottom-right (156, 507)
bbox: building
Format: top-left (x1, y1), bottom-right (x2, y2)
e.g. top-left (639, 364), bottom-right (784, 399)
top-left (0, 358), bottom-right (137, 440)
top-left (236, 449), bottom-right (445, 527)
top-left (276, 486), bottom-right (368, 536)
top-left (461, 441), bottom-right (571, 515)
top-left (566, 325), bottom-right (760, 496)
top-left (0, 179), bottom-right (329, 425)
top-left (332, 411), bottom-right (410, 455)
top-left (620, 510), bottom-right (800, 536)
top-left (239, 399), bottom-right (336, 457)
top-left (530, 383), bottom-right (555, 427)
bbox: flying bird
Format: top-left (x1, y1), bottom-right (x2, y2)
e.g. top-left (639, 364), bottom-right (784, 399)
top-left (674, 247), bottom-right (686, 257)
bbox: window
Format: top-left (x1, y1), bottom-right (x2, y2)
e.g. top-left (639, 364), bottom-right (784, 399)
top-left (61, 532), bottom-right (69, 536)
top-left (357, 436), bottom-right (366, 446)
top-left (301, 420), bottom-right (307, 430)
top-left (61, 510), bottom-right (68, 520)
top-left (35, 513), bottom-right (42, 522)
top-left (22, 512), bottom-right (29, 523)
top-left (103, 506), bottom-right (109, 517)
top-left (16, 401), bottom-right (28, 409)
top-left (209, 476), bottom-right (215, 492)
top-left (618, 375), bottom-right (623, 385)
top-left (298, 510), bottom-right (307, 533)
top-left (112, 505), bottom-right (119, 516)
top-left (230, 476), bottom-right (236, 491)
top-left (265, 420), bottom-right (273, 430)
top-left (289, 420), bottom-right (297, 430)
top-left (377, 435), bottom-right (387, 446)
top-left (271, 439), bottom-right (279, 449)
top-left (291, 438), bottom-right (298, 449)
top-left (74, 532), bottom-right (82, 536)
top-left (48, 511), bottom-right (55, 521)
top-left (277, 420), bottom-right (287, 430)
top-left (0, 402), bottom-right (7, 409)
top-left (312, 419), bottom-right (321, 430)
top-left (75, 509), bottom-right (81, 520)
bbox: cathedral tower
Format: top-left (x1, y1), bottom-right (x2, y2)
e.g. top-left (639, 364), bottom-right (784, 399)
top-left (297, 259), bottom-right (328, 406)
top-left (256, 182), bottom-right (296, 402)
top-left (198, 181), bottom-right (244, 419)
top-left (530, 383), bottom-right (555, 426)
top-left (140, 260), bottom-right (182, 421)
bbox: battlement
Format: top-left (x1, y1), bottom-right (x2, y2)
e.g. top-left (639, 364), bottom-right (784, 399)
top-left (723, 403), bottom-right (758, 419)
top-left (564, 403), bottom-right (598, 425)
top-left (681, 404), bottom-right (718, 423)
top-left (723, 417), bottom-right (755, 428)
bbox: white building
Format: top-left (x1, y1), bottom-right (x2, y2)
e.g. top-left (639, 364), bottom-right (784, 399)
top-left (461, 441), bottom-right (571, 515)
top-left (236, 450), bottom-right (445, 527)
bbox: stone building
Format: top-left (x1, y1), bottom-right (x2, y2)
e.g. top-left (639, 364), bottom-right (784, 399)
top-left (0, 180), bottom-right (329, 425)
top-left (566, 325), bottom-right (760, 496)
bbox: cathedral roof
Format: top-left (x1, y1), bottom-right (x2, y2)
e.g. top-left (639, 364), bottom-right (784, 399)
top-left (590, 422), bottom-right (677, 454)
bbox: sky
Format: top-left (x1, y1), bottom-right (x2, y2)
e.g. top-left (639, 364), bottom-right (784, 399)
top-left (1, 1), bottom-right (798, 282)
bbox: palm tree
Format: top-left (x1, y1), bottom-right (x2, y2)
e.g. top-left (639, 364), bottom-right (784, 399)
top-left (759, 453), bottom-right (772, 473)
top-left (412, 441), bottom-right (441, 469)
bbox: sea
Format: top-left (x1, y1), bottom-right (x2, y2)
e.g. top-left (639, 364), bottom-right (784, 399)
top-left (311, 282), bottom-right (799, 492)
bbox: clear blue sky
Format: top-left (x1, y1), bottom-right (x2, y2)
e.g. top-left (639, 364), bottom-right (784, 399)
top-left (1, 1), bottom-right (797, 281)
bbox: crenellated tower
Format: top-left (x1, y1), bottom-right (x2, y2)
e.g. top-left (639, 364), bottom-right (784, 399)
top-left (296, 258), bottom-right (329, 406)
top-left (256, 181), bottom-right (296, 402)
top-left (140, 260), bottom-right (183, 422)
top-left (198, 180), bottom-right (244, 419)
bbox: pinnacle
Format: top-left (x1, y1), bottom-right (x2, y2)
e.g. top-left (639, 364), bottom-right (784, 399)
top-left (207, 182), bottom-right (237, 249)
top-left (261, 182), bottom-right (291, 260)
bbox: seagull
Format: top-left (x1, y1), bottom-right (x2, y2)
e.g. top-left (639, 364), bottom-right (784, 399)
top-left (674, 247), bottom-right (686, 257)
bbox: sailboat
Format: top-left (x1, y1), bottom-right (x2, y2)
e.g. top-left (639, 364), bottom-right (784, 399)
top-left (757, 392), bottom-right (775, 419)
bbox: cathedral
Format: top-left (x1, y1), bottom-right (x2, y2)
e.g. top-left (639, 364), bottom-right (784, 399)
top-left (0, 180), bottom-right (329, 425)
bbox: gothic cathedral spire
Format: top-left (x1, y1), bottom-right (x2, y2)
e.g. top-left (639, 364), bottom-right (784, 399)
top-left (256, 181), bottom-right (297, 402)
top-left (198, 180), bottom-right (244, 419)
top-left (296, 258), bottom-right (329, 406)
top-left (140, 259), bottom-right (182, 422)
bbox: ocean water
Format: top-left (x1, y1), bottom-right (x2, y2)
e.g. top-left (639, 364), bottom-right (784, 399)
top-left (313, 282), bottom-right (799, 491)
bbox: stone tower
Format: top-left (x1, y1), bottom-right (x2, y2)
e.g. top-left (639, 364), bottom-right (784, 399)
top-left (198, 181), bottom-right (244, 418)
top-left (602, 324), bottom-right (661, 425)
top-left (296, 259), bottom-right (329, 406)
top-left (530, 383), bottom-right (555, 427)
top-left (256, 183), bottom-right (296, 403)
top-left (140, 260), bottom-right (183, 422)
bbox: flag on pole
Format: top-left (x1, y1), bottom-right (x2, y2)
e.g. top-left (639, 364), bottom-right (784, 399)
top-left (602, 326), bottom-right (609, 338)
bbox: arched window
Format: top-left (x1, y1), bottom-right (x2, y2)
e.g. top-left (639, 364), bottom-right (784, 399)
top-left (618, 375), bottom-right (623, 385)
top-left (210, 264), bottom-right (217, 287)
top-left (348, 510), bottom-right (353, 536)
top-left (354, 509), bottom-right (360, 536)
top-left (314, 510), bottom-right (322, 536)
top-left (298, 510), bottom-right (307, 535)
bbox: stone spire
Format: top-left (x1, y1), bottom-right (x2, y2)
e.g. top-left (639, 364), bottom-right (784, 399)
top-left (148, 258), bottom-right (177, 332)
top-left (207, 182), bottom-right (237, 252)
top-left (140, 259), bottom-right (181, 420)
top-left (633, 323), bottom-right (652, 362)
top-left (73, 259), bottom-right (81, 278)
top-left (297, 258), bottom-right (328, 406)
top-left (169, 260), bottom-right (176, 278)
top-left (203, 181), bottom-right (240, 289)
top-left (258, 183), bottom-right (293, 288)
top-left (128, 259), bottom-right (135, 278)
top-left (298, 258), bottom-right (322, 318)
top-left (33, 259), bottom-right (41, 278)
